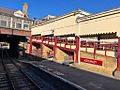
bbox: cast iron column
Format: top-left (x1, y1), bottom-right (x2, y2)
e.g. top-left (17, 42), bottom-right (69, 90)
top-left (75, 36), bottom-right (80, 63)
top-left (29, 36), bottom-right (33, 54)
top-left (54, 36), bottom-right (57, 59)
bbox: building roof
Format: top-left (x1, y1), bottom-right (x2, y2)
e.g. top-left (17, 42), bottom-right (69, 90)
top-left (32, 9), bottom-right (91, 27)
top-left (0, 7), bottom-right (16, 15)
top-left (40, 15), bottom-right (56, 21)
top-left (0, 7), bottom-right (30, 19)
top-left (33, 15), bottom-right (56, 26)
top-left (78, 7), bottom-right (120, 22)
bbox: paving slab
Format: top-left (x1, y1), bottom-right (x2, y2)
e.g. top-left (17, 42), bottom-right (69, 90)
top-left (25, 60), bottom-right (120, 90)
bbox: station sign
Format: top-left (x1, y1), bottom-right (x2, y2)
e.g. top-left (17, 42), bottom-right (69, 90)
top-left (80, 58), bottom-right (103, 66)
top-left (14, 10), bottom-right (25, 18)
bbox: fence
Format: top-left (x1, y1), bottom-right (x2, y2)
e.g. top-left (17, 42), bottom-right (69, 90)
top-left (80, 41), bottom-right (117, 59)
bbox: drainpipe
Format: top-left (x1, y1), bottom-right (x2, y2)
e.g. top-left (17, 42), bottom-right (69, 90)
top-left (75, 36), bottom-right (80, 63)
top-left (78, 23), bottom-right (80, 64)
top-left (76, 16), bottom-right (81, 64)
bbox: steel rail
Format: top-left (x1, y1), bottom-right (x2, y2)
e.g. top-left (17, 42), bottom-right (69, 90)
top-left (1, 49), bottom-right (41, 90)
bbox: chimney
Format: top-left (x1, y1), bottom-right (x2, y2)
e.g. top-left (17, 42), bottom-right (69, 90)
top-left (23, 2), bottom-right (28, 18)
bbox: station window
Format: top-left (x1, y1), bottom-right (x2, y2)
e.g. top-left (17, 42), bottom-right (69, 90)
top-left (8, 21), bottom-right (11, 28)
top-left (24, 24), bottom-right (29, 30)
top-left (12, 22), bottom-right (15, 28)
top-left (16, 23), bottom-right (21, 29)
top-left (0, 20), bottom-right (6, 27)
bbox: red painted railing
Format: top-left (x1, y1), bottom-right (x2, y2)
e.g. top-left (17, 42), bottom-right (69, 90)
top-left (80, 41), bottom-right (117, 58)
top-left (31, 36), bottom-right (118, 63)
top-left (57, 37), bottom-right (76, 51)
top-left (32, 36), bottom-right (117, 57)
top-left (32, 36), bottom-right (76, 51)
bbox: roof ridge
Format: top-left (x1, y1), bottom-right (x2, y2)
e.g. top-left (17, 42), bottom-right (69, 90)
top-left (0, 7), bottom-right (17, 16)
top-left (0, 7), bottom-right (16, 11)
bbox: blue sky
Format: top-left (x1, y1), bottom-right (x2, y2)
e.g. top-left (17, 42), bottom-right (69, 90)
top-left (0, 0), bottom-right (120, 19)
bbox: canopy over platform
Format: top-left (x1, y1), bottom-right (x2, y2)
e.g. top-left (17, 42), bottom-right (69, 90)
top-left (80, 7), bottom-right (120, 37)
top-left (41, 30), bottom-right (54, 36)
top-left (80, 32), bottom-right (117, 39)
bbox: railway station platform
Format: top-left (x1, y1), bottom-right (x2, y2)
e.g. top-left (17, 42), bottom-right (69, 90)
top-left (20, 59), bottom-right (120, 90)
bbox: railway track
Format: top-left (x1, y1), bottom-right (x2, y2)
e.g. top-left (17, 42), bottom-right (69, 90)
top-left (0, 49), bottom-right (85, 90)
top-left (0, 61), bottom-right (13, 90)
top-left (0, 49), bottom-right (41, 90)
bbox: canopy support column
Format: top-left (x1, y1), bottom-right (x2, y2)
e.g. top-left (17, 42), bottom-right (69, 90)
top-left (54, 36), bottom-right (57, 59)
top-left (114, 37), bottom-right (120, 78)
top-left (117, 37), bottom-right (120, 71)
top-left (75, 36), bottom-right (80, 63)
top-left (29, 36), bottom-right (33, 54)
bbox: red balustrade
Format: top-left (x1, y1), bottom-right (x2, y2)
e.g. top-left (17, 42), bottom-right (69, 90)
top-left (80, 41), bottom-right (117, 59)
top-left (29, 35), bottom-right (120, 68)
top-left (56, 37), bottom-right (76, 51)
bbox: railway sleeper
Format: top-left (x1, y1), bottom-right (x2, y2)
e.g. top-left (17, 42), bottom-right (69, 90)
top-left (4, 60), bottom-right (41, 90)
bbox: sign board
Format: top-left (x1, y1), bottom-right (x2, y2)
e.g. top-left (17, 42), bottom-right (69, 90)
top-left (14, 10), bottom-right (25, 18)
top-left (80, 58), bottom-right (103, 66)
